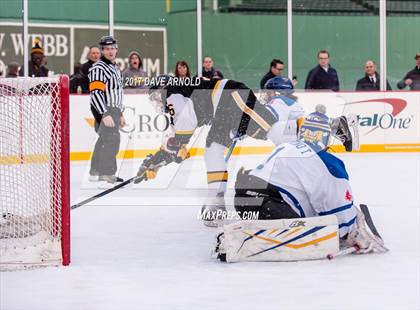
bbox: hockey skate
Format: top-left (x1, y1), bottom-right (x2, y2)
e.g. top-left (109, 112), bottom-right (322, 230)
top-left (98, 175), bottom-right (124, 189)
top-left (200, 193), bottom-right (227, 227)
top-left (331, 114), bottom-right (359, 152)
top-left (88, 175), bottom-right (99, 182)
top-left (88, 170), bottom-right (99, 182)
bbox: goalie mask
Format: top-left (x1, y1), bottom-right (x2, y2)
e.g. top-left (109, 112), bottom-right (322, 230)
top-left (298, 111), bottom-right (332, 152)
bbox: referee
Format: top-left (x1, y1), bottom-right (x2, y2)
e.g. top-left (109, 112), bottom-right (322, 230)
top-left (88, 35), bottom-right (126, 185)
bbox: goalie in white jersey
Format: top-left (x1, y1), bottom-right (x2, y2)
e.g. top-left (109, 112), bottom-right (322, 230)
top-left (216, 110), bottom-right (387, 261)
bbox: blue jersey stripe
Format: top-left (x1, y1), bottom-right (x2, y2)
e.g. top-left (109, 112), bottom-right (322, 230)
top-left (257, 146), bottom-right (285, 170)
top-left (319, 202), bottom-right (353, 216)
top-left (266, 104), bottom-right (279, 121)
top-left (338, 216), bottom-right (357, 229)
top-left (272, 185), bottom-right (305, 217)
top-left (272, 95), bottom-right (295, 107)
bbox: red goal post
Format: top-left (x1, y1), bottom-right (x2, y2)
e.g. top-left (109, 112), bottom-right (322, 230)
top-left (0, 75), bottom-right (70, 270)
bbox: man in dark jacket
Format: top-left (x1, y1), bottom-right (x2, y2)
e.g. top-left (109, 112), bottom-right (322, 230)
top-left (397, 53), bottom-right (420, 91)
top-left (19, 38), bottom-right (49, 77)
top-left (356, 60), bottom-right (391, 91)
top-left (69, 63), bottom-right (84, 94)
top-left (305, 50), bottom-right (339, 91)
top-left (80, 46), bottom-right (101, 93)
top-left (260, 59), bottom-right (284, 89)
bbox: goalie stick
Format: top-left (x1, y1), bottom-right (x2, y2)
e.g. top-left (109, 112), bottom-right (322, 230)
top-left (359, 204), bottom-right (383, 239)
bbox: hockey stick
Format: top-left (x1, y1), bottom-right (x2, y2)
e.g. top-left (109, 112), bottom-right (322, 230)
top-left (71, 176), bottom-right (139, 210)
top-left (360, 204), bottom-right (389, 252)
top-left (71, 128), bottom-right (203, 210)
top-left (71, 161), bottom-right (166, 210)
top-left (225, 139), bottom-right (237, 162)
top-left (359, 204), bottom-right (382, 239)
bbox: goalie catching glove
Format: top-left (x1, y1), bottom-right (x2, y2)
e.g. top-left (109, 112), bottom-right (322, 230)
top-left (134, 137), bottom-right (191, 183)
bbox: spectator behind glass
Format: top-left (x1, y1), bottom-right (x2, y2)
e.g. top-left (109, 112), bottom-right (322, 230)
top-left (397, 53), bottom-right (420, 91)
top-left (19, 38), bottom-right (49, 77)
top-left (175, 60), bottom-right (190, 78)
top-left (69, 63), bottom-right (84, 94)
top-left (356, 60), bottom-right (391, 91)
top-left (200, 56), bottom-right (223, 80)
top-left (6, 62), bottom-right (19, 78)
top-left (122, 51), bottom-right (147, 92)
top-left (305, 50), bottom-right (339, 91)
top-left (80, 46), bottom-right (101, 93)
top-left (260, 59), bottom-right (284, 89)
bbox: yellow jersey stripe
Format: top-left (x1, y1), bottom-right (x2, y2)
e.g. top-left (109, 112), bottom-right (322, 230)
top-left (207, 171), bottom-right (229, 183)
top-left (175, 130), bottom-right (195, 135)
top-left (231, 91), bottom-right (272, 132)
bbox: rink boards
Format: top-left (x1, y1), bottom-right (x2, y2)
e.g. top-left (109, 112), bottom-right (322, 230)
top-left (69, 91), bottom-right (420, 161)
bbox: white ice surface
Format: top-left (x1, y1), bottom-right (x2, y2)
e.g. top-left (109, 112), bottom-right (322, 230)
top-left (1, 153), bottom-right (419, 310)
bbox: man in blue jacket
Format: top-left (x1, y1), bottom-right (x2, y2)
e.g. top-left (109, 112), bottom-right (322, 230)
top-left (305, 50), bottom-right (340, 91)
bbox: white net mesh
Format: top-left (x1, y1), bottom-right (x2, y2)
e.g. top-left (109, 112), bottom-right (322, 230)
top-left (0, 77), bottom-right (67, 270)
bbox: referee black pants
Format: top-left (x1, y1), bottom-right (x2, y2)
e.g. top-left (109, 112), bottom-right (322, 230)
top-left (90, 107), bottom-right (121, 176)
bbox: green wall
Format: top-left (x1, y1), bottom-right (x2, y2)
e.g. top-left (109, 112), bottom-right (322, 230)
top-left (167, 12), bottom-right (420, 90)
top-left (0, 0), bottom-right (167, 25)
top-left (1, 0), bottom-right (419, 89)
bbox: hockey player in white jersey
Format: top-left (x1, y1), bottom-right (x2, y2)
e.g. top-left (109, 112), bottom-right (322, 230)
top-left (258, 76), bottom-right (305, 145)
top-left (214, 110), bottom-right (387, 262)
top-left (201, 76), bottom-right (306, 226)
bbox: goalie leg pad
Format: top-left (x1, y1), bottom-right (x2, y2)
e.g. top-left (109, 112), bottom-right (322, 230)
top-left (215, 216), bottom-right (339, 262)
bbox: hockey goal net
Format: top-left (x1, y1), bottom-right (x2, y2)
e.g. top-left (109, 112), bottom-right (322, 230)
top-left (0, 76), bottom-right (70, 270)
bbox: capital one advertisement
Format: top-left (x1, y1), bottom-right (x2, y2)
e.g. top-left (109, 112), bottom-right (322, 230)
top-left (296, 91), bottom-right (420, 150)
top-left (69, 91), bottom-right (420, 161)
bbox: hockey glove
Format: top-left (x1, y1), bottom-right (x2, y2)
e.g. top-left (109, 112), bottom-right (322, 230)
top-left (135, 138), bottom-right (191, 183)
top-left (165, 136), bottom-right (191, 163)
top-left (345, 208), bottom-right (388, 254)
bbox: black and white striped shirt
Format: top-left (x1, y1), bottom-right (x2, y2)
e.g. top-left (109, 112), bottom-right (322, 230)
top-left (88, 56), bottom-right (124, 114)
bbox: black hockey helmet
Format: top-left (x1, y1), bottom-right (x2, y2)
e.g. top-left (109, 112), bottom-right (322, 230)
top-left (99, 35), bottom-right (118, 49)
